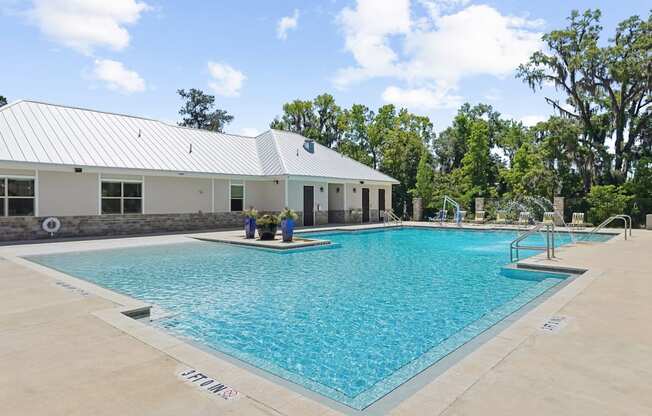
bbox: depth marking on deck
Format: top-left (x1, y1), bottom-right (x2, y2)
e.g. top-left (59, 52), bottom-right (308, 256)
top-left (540, 315), bottom-right (570, 333)
top-left (54, 281), bottom-right (90, 296)
top-left (178, 369), bottom-right (240, 400)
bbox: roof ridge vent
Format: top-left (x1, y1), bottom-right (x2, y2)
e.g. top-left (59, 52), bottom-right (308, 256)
top-left (303, 138), bottom-right (315, 153)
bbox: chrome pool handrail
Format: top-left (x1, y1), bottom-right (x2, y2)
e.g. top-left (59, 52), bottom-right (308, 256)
top-left (589, 215), bottom-right (630, 240)
top-left (510, 222), bottom-right (555, 262)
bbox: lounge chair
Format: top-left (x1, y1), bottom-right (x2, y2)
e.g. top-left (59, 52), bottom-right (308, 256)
top-left (473, 210), bottom-right (486, 223)
top-left (542, 212), bottom-right (555, 225)
top-left (495, 210), bottom-right (508, 225)
top-left (571, 212), bottom-right (585, 229)
top-left (517, 212), bottom-right (530, 226)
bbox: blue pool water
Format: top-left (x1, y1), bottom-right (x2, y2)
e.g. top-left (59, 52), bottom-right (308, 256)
top-left (27, 228), bottom-right (609, 409)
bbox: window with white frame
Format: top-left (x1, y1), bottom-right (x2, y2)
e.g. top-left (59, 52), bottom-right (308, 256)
top-left (0, 177), bottom-right (35, 216)
top-left (101, 181), bottom-right (142, 214)
top-left (230, 184), bottom-right (244, 212)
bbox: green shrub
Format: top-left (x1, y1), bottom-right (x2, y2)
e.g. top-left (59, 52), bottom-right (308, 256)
top-left (256, 214), bottom-right (279, 227)
top-left (244, 207), bottom-right (258, 218)
top-left (278, 208), bottom-right (298, 221)
top-left (586, 185), bottom-right (631, 225)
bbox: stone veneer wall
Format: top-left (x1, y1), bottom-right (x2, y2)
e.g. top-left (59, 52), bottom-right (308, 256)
top-left (0, 208), bottom-right (385, 242)
top-left (328, 210), bottom-right (345, 224)
top-left (0, 212), bottom-right (257, 242)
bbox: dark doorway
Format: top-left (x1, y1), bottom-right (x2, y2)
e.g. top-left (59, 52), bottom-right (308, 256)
top-left (303, 186), bottom-right (314, 226)
top-left (378, 188), bottom-right (385, 221)
top-left (362, 188), bottom-right (370, 223)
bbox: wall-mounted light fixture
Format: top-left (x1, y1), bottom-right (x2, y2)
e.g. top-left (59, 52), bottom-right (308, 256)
top-left (319, 186), bottom-right (324, 192)
top-left (336, 187), bottom-right (340, 193)
top-left (359, 180), bottom-right (364, 185)
top-left (274, 180), bottom-right (279, 184)
top-left (353, 187), bottom-right (357, 193)
top-left (74, 167), bottom-right (83, 173)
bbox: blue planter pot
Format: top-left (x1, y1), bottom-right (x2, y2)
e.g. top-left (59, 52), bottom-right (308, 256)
top-left (281, 218), bottom-right (294, 242)
top-left (244, 217), bottom-right (256, 239)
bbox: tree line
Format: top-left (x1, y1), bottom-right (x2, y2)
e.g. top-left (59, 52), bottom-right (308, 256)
top-left (265, 9), bottom-right (652, 223)
top-left (4, 9), bottom-right (647, 224)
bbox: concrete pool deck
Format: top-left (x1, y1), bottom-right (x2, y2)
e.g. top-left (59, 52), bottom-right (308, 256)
top-left (0, 223), bottom-right (650, 415)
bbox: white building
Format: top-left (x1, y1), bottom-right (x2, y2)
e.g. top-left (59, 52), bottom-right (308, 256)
top-left (0, 100), bottom-right (397, 241)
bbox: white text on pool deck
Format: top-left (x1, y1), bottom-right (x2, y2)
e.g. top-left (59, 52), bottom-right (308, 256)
top-left (178, 369), bottom-right (240, 400)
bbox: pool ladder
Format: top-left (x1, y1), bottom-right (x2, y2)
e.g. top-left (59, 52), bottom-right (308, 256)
top-left (510, 222), bottom-right (555, 262)
top-left (383, 209), bottom-right (402, 226)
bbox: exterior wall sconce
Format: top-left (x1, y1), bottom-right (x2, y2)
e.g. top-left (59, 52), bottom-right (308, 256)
top-left (353, 187), bottom-right (357, 193)
top-left (336, 187), bottom-right (340, 193)
top-left (359, 180), bottom-right (364, 184)
top-left (319, 186), bottom-right (324, 192)
top-left (274, 180), bottom-right (279, 184)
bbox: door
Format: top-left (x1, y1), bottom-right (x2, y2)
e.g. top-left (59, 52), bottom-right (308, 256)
top-left (362, 188), bottom-right (370, 223)
top-left (303, 186), bottom-right (314, 226)
top-left (378, 189), bottom-right (386, 221)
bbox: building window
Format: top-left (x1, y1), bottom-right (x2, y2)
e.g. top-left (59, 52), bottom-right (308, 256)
top-left (1, 178), bottom-right (35, 216)
top-left (230, 184), bottom-right (244, 212)
top-left (101, 181), bottom-right (142, 214)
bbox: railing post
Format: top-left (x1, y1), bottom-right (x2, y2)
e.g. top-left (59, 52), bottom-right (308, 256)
top-left (551, 223), bottom-right (555, 258)
top-left (546, 225), bottom-right (550, 259)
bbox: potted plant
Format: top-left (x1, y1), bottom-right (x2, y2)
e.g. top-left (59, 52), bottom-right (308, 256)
top-left (278, 208), bottom-right (299, 242)
top-left (243, 208), bottom-right (258, 239)
top-left (256, 214), bottom-right (279, 240)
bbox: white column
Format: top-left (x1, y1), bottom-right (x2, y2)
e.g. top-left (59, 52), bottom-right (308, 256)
top-left (343, 183), bottom-right (348, 223)
top-left (97, 173), bottom-right (102, 215)
top-left (34, 169), bottom-right (39, 217)
top-left (284, 178), bottom-right (289, 208)
top-left (141, 175), bottom-right (146, 214)
top-left (211, 178), bottom-right (215, 212)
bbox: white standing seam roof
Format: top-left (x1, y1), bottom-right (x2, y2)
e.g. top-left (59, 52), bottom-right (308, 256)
top-left (0, 100), bottom-right (398, 183)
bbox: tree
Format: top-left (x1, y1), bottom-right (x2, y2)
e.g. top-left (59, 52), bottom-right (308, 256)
top-left (500, 142), bottom-right (556, 199)
top-left (177, 89), bottom-right (233, 132)
top-left (458, 120), bottom-right (494, 199)
top-left (338, 104), bottom-right (374, 166)
top-left (270, 94), bottom-right (345, 148)
top-left (517, 9), bottom-right (652, 181)
top-left (531, 117), bottom-right (586, 197)
top-left (411, 150), bottom-right (436, 208)
top-left (433, 103), bottom-right (505, 173)
top-left (0, 96), bottom-right (7, 107)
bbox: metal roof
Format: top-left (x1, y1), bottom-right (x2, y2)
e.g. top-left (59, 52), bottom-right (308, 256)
top-left (0, 100), bottom-right (398, 183)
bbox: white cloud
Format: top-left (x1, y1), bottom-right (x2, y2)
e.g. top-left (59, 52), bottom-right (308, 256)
top-left (92, 59), bottom-right (145, 93)
top-left (335, 0), bottom-right (410, 87)
top-left (520, 114), bottom-right (546, 126)
top-left (29, 0), bottom-right (150, 54)
top-left (277, 9), bottom-right (299, 40)
top-left (240, 127), bottom-right (260, 137)
top-left (207, 62), bottom-right (246, 97)
top-left (382, 85), bottom-right (462, 110)
top-left (335, 0), bottom-right (543, 108)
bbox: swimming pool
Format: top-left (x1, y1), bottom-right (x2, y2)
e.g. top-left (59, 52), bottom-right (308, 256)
top-left (27, 228), bottom-right (610, 410)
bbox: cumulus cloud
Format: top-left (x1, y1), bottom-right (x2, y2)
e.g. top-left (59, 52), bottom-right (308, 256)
top-left (335, 0), bottom-right (544, 110)
top-left (29, 0), bottom-right (150, 54)
top-left (382, 85), bottom-right (462, 110)
top-left (277, 9), bottom-right (299, 40)
top-left (520, 115), bottom-right (547, 127)
top-left (240, 127), bottom-right (260, 137)
top-left (92, 59), bottom-right (145, 93)
top-left (207, 62), bottom-right (246, 97)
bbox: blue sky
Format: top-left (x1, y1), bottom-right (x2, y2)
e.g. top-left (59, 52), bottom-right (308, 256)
top-left (0, 0), bottom-right (648, 137)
